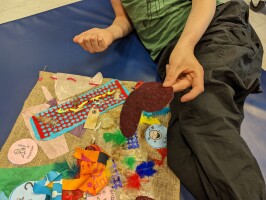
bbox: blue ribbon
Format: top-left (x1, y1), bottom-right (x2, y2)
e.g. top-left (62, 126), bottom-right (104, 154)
top-left (33, 171), bottom-right (62, 200)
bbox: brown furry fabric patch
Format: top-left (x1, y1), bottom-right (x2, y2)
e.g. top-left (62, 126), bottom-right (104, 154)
top-left (120, 82), bottom-right (173, 138)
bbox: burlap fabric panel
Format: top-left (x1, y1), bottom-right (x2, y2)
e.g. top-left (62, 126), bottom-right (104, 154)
top-left (0, 71), bottom-right (180, 200)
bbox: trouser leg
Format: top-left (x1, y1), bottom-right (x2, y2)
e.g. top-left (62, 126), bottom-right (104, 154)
top-left (157, 1), bottom-right (266, 199)
top-left (167, 69), bottom-right (266, 200)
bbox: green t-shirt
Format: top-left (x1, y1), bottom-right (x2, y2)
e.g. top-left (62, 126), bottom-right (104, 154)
top-left (121, 0), bottom-right (224, 60)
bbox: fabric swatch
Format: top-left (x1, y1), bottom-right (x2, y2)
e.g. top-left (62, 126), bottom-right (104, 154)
top-left (9, 181), bottom-right (46, 200)
top-left (30, 79), bottom-right (129, 141)
top-left (8, 138), bottom-right (38, 165)
top-left (22, 104), bottom-right (69, 159)
top-left (120, 82), bottom-right (173, 137)
top-left (0, 191), bottom-right (8, 200)
top-left (86, 186), bottom-right (116, 200)
top-left (110, 160), bottom-right (122, 189)
top-left (127, 133), bottom-right (140, 149)
top-left (62, 148), bottom-right (109, 195)
top-left (41, 86), bottom-right (54, 101)
top-left (69, 124), bottom-right (86, 138)
top-left (54, 72), bottom-right (103, 101)
top-left (33, 171), bottom-right (62, 200)
top-left (0, 162), bottom-right (70, 197)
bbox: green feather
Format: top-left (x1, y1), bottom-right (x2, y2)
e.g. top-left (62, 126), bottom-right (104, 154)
top-left (122, 156), bottom-right (136, 170)
top-left (103, 130), bottom-right (127, 145)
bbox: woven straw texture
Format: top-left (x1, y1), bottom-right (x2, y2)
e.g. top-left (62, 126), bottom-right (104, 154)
top-left (0, 71), bottom-right (180, 200)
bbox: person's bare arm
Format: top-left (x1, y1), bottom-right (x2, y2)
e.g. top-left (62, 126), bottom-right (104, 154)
top-left (163, 0), bottom-right (216, 102)
top-left (73, 0), bottom-right (133, 53)
top-left (177, 0), bottom-right (216, 50)
top-left (106, 0), bottom-right (133, 39)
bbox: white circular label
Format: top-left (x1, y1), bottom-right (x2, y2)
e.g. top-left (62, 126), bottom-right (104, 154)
top-left (8, 138), bottom-right (38, 165)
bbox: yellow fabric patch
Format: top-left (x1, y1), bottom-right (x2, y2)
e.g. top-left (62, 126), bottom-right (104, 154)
top-left (139, 115), bottom-right (160, 125)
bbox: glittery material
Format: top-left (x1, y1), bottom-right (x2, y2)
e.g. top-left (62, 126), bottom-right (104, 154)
top-left (120, 82), bottom-right (173, 137)
top-left (127, 133), bottom-right (140, 149)
top-left (110, 160), bottom-right (122, 189)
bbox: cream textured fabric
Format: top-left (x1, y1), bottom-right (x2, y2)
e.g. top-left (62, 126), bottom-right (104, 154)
top-left (22, 104), bottom-right (69, 159)
top-left (54, 72), bottom-right (103, 101)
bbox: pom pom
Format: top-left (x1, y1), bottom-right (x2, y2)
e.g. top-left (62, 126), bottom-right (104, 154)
top-left (103, 130), bottom-right (127, 146)
top-left (136, 161), bottom-right (156, 178)
top-left (126, 173), bottom-right (141, 190)
top-left (122, 156), bottom-right (136, 170)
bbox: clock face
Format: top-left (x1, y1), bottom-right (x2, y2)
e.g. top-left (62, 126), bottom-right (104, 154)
top-left (145, 124), bottom-right (167, 148)
top-left (9, 181), bottom-right (46, 200)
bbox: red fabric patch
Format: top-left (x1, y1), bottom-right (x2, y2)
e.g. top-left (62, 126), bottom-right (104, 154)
top-left (62, 190), bottom-right (83, 200)
top-left (120, 82), bottom-right (173, 137)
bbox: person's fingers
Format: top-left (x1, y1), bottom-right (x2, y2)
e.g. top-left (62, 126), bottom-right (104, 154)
top-left (180, 85), bottom-right (204, 102)
top-left (73, 31), bottom-right (88, 43)
top-left (186, 74), bottom-right (193, 83)
top-left (77, 37), bottom-right (89, 51)
top-left (180, 68), bottom-right (204, 102)
top-left (90, 35), bottom-right (100, 51)
top-left (98, 37), bottom-right (107, 50)
top-left (83, 35), bottom-right (96, 53)
top-left (77, 34), bottom-right (107, 53)
top-left (172, 78), bottom-right (191, 92)
top-left (73, 35), bottom-right (79, 43)
top-left (163, 64), bottom-right (185, 87)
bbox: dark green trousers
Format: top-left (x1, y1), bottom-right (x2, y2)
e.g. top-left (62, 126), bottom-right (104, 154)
top-left (157, 1), bottom-right (266, 199)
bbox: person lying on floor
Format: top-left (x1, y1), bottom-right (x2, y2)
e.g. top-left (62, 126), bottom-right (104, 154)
top-left (73, 0), bottom-right (266, 199)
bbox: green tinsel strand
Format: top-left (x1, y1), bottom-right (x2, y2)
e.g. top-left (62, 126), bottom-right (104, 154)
top-left (103, 130), bottom-right (127, 145)
top-left (122, 156), bottom-right (136, 170)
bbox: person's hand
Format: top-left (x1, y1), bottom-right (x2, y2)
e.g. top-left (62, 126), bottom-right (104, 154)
top-left (163, 44), bottom-right (204, 102)
top-left (73, 28), bottom-right (115, 53)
